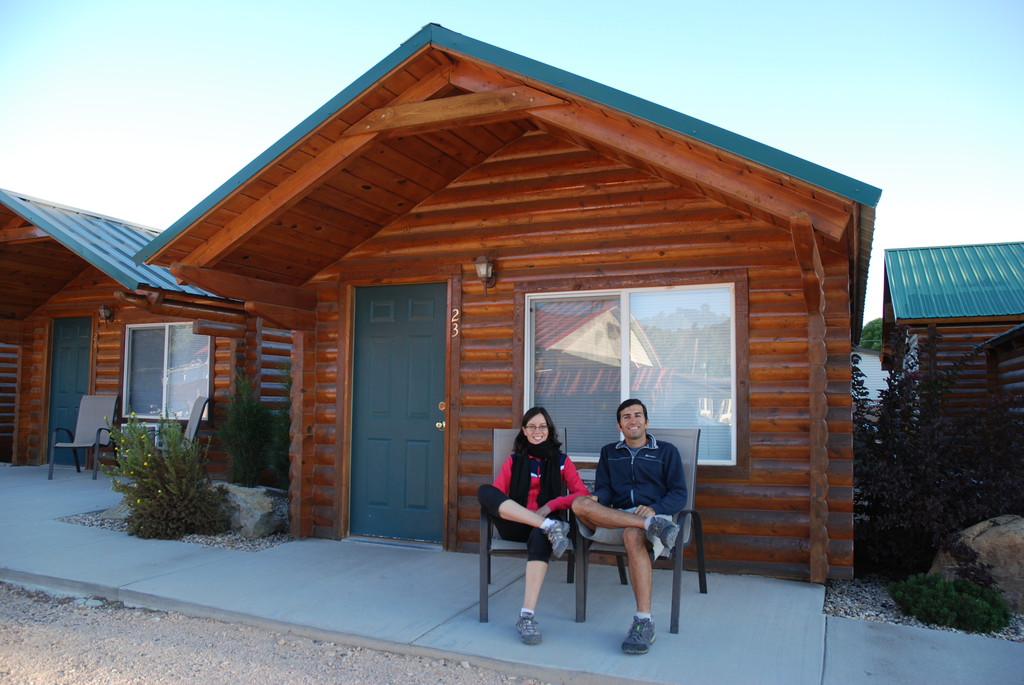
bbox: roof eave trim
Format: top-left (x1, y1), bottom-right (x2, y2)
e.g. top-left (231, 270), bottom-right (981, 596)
top-left (138, 23), bottom-right (882, 264)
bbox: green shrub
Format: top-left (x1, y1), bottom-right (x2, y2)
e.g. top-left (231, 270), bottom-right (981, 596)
top-left (888, 574), bottom-right (1011, 633)
top-left (853, 328), bottom-right (1024, 578)
top-left (104, 415), bottom-right (228, 539)
top-left (218, 372), bottom-right (273, 487)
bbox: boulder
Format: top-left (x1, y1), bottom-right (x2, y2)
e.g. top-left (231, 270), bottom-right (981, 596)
top-left (215, 483), bottom-right (286, 539)
top-left (930, 515), bottom-right (1024, 612)
top-left (98, 498), bottom-right (132, 520)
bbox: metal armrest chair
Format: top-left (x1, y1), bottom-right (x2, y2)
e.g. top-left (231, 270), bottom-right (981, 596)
top-left (575, 428), bottom-right (707, 633)
top-left (479, 427), bottom-right (573, 622)
top-left (48, 394), bottom-right (119, 480)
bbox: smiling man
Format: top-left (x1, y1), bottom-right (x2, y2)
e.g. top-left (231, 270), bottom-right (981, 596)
top-left (571, 399), bottom-right (687, 655)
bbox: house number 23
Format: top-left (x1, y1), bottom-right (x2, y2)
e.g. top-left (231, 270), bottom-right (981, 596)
top-left (450, 308), bottom-right (460, 337)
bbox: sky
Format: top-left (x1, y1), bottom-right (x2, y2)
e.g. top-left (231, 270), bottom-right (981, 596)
top-left (1, 1), bottom-right (1021, 324)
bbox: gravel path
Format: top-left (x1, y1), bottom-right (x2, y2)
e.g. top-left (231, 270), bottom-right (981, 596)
top-left (0, 582), bottom-right (540, 685)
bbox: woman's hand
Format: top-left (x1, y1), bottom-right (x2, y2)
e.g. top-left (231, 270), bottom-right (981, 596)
top-left (536, 504), bottom-right (552, 518)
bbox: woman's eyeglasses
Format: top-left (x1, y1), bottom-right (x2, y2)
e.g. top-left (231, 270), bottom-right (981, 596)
top-left (524, 424), bottom-right (548, 431)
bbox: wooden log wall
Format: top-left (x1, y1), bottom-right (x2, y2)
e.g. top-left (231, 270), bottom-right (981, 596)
top-left (308, 130), bottom-right (857, 579)
top-left (0, 342), bottom-right (17, 461)
top-left (907, 322), bottom-right (1024, 416)
top-left (8, 266), bottom-right (277, 476)
top-left (987, 336), bottom-right (1024, 397)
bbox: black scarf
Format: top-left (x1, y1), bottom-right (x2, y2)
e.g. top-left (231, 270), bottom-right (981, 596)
top-left (508, 440), bottom-right (563, 510)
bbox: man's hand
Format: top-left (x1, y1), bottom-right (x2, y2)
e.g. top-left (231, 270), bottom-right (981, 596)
top-left (634, 504), bottom-right (655, 518)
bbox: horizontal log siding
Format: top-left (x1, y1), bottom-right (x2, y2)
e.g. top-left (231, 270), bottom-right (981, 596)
top-left (319, 130), bottom-right (856, 579)
top-left (0, 342), bottom-right (17, 461)
top-left (908, 322), bottom-right (1024, 417)
top-left (7, 267), bottom-right (259, 476)
top-left (988, 340), bottom-right (1024, 396)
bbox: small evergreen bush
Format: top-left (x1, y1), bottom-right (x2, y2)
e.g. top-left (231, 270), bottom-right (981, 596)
top-left (104, 415), bottom-right (228, 539)
top-left (218, 372), bottom-right (273, 487)
top-left (888, 574), bottom-right (1011, 633)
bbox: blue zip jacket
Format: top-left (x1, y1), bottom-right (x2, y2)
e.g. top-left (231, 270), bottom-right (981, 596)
top-left (594, 434), bottom-right (688, 515)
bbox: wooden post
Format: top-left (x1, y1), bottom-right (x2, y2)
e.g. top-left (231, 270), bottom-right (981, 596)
top-left (791, 212), bottom-right (831, 583)
top-left (289, 329), bottom-right (316, 538)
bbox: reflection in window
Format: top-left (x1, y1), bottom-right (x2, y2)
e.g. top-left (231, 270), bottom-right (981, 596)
top-left (125, 323), bottom-right (210, 418)
top-left (528, 286), bottom-right (735, 464)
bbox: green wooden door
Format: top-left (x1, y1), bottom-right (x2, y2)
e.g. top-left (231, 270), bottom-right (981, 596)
top-left (350, 283), bottom-right (447, 542)
top-left (48, 317), bottom-right (92, 465)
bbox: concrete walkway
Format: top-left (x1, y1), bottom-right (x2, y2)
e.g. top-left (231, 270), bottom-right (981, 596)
top-left (1, 465), bottom-right (1021, 684)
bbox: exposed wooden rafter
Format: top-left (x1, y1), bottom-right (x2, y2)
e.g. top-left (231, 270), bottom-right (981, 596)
top-left (0, 223), bottom-right (48, 243)
top-left (244, 301), bottom-right (315, 331)
top-left (345, 86), bottom-right (565, 136)
top-left (170, 263), bottom-right (316, 310)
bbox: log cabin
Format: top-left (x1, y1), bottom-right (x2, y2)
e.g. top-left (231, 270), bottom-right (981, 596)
top-left (0, 189), bottom-right (289, 477)
top-left (138, 24), bottom-right (882, 581)
top-left (882, 242), bottom-right (1024, 416)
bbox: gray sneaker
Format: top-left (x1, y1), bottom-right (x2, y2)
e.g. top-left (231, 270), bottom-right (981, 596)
top-left (646, 516), bottom-right (680, 549)
top-left (545, 520), bottom-right (570, 559)
top-left (516, 614), bottom-right (542, 645)
top-left (621, 616), bottom-right (656, 654)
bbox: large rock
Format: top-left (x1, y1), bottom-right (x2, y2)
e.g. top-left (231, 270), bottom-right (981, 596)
top-left (98, 498), bottom-right (131, 520)
top-left (215, 483), bottom-right (286, 539)
top-left (930, 515), bottom-right (1024, 612)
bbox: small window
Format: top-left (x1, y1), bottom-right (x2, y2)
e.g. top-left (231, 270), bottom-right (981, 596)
top-left (526, 285), bottom-right (736, 465)
top-left (124, 323), bottom-right (210, 419)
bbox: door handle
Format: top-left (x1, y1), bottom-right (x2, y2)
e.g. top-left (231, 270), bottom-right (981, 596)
top-left (435, 420), bottom-right (446, 431)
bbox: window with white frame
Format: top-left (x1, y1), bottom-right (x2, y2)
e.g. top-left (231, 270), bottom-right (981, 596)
top-left (124, 323), bottom-right (210, 419)
top-left (525, 285), bottom-right (736, 465)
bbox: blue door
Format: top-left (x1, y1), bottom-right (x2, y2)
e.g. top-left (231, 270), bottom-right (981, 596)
top-left (48, 317), bottom-right (92, 465)
top-left (350, 283), bottom-right (447, 542)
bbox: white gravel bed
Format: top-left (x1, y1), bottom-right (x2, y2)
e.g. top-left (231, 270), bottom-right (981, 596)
top-left (823, 577), bottom-right (1023, 642)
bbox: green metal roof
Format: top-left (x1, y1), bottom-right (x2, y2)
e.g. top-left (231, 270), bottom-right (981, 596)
top-left (0, 189), bottom-right (211, 296)
top-left (884, 242), bottom-right (1024, 320)
top-left (137, 23), bottom-right (881, 264)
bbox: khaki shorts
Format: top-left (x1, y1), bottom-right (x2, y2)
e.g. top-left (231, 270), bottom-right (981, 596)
top-left (577, 509), bottom-right (674, 558)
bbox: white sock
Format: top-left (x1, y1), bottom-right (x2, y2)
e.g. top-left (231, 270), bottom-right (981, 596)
top-left (643, 516), bottom-right (654, 530)
top-left (521, 608), bottom-right (534, 618)
top-left (540, 518), bottom-right (557, 531)
top-left (636, 612), bottom-right (652, 621)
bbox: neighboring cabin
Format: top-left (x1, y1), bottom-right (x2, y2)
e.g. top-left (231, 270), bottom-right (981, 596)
top-left (0, 189), bottom-right (289, 477)
top-left (138, 25), bottom-right (881, 581)
top-left (882, 242), bottom-right (1024, 415)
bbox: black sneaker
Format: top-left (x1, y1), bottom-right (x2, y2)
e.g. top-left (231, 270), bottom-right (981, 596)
top-left (621, 616), bottom-right (656, 654)
top-left (545, 520), bottom-right (570, 559)
top-left (516, 614), bottom-right (542, 645)
top-left (646, 516), bottom-right (680, 549)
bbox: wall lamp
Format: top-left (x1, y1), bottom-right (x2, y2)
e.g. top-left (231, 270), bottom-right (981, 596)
top-left (473, 256), bottom-right (496, 293)
top-left (98, 304), bottom-right (114, 323)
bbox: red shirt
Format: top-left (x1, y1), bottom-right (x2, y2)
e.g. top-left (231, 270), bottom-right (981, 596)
top-left (493, 453), bottom-right (590, 512)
